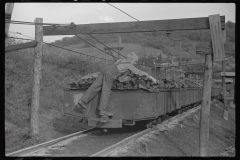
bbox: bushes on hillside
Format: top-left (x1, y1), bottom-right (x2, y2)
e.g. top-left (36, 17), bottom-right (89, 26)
top-left (58, 55), bottom-right (105, 75)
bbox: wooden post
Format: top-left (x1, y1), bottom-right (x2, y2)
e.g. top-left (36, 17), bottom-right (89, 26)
top-left (5, 3), bottom-right (14, 43)
top-left (30, 18), bottom-right (43, 137)
top-left (197, 39), bottom-right (214, 156)
top-left (164, 67), bottom-right (167, 77)
top-left (222, 61), bottom-right (228, 120)
top-left (158, 55), bottom-right (161, 78)
top-left (199, 14), bottom-right (225, 155)
top-left (118, 35), bottom-right (121, 59)
top-left (199, 51), bottom-right (213, 156)
top-left (179, 40), bottom-right (182, 70)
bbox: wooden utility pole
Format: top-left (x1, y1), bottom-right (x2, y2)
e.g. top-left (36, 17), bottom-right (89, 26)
top-left (222, 61), bottom-right (228, 120)
top-left (199, 51), bottom-right (213, 156)
top-left (5, 3), bottom-right (14, 44)
top-left (30, 18), bottom-right (43, 137)
top-left (199, 14), bottom-right (225, 156)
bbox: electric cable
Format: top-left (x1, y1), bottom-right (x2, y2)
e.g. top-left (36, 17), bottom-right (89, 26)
top-left (7, 36), bottom-right (113, 62)
top-left (74, 34), bottom-right (114, 58)
top-left (88, 34), bottom-right (126, 58)
top-left (44, 22), bottom-right (122, 59)
top-left (5, 19), bottom-right (70, 26)
top-left (9, 30), bottom-right (116, 61)
top-left (107, 3), bottom-right (199, 60)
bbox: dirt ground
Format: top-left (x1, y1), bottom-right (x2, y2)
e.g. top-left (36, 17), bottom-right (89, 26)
top-left (5, 111), bottom-right (91, 153)
top-left (108, 100), bottom-right (235, 157)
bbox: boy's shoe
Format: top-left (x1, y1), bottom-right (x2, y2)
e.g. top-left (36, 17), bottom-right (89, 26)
top-left (78, 100), bottom-right (87, 109)
top-left (73, 104), bottom-right (86, 115)
top-left (99, 115), bottom-right (109, 123)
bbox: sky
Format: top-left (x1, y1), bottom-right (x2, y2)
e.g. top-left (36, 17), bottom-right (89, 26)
top-left (7, 3), bottom-right (236, 43)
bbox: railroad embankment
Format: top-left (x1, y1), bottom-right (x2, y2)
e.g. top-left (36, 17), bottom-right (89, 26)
top-left (108, 100), bottom-right (235, 157)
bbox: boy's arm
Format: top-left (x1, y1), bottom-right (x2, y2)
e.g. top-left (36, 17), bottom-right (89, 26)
top-left (127, 64), bottom-right (150, 76)
top-left (127, 64), bottom-right (158, 83)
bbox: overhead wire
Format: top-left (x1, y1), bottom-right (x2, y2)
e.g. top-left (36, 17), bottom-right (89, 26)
top-left (84, 3), bottom-right (162, 59)
top-left (106, 3), bottom-right (199, 60)
top-left (98, 3), bottom-right (130, 22)
top-left (41, 21), bottom-right (125, 59)
top-left (88, 34), bottom-right (126, 58)
top-left (67, 22), bottom-right (126, 58)
top-left (7, 35), bottom-right (113, 62)
top-left (43, 42), bottom-right (113, 61)
top-left (5, 19), bottom-right (70, 26)
top-left (74, 34), bottom-right (114, 58)
top-left (82, 3), bottom-right (129, 23)
top-left (7, 5), bottom-right (201, 62)
top-left (6, 17), bottom-right (191, 60)
top-left (9, 30), bottom-right (114, 61)
top-left (107, 3), bottom-right (140, 23)
top-left (9, 5), bottom-right (128, 59)
top-left (106, 3), bottom-right (183, 46)
top-left (6, 19), bottom-right (125, 59)
top-left (9, 31), bottom-right (53, 44)
top-left (8, 27), bottom-right (116, 61)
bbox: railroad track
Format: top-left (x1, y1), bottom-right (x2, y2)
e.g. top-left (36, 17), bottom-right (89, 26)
top-left (6, 125), bottom-right (144, 157)
top-left (6, 127), bottom-right (96, 157)
top-left (91, 105), bottom-right (201, 157)
top-left (6, 105), bottom-right (201, 157)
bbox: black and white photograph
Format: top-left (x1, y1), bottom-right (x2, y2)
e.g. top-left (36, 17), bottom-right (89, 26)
top-left (5, 2), bottom-right (235, 157)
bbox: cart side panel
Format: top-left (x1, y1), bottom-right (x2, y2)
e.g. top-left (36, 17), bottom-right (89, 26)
top-left (64, 90), bottom-right (158, 120)
top-left (107, 91), bottom-right (158, 120)
top-left (166, 91), bottom-right (172, 113)
top-left (156, 91), bottom-right (166, 116)
top-left (175, 90), bottom-right (180, 109)
top-left (170, 91), bottom-right (175, 112)
top-left (194, 89), bottom-right (197, 103)
top-left (179, 90), bottom-right (184, 107)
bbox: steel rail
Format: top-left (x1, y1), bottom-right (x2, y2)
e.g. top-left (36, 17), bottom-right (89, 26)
top-left (90, 128), bottom-right (152, 157)
top-left (6, 127), bottom-right (96, 157)
top-left (91, 105), bottom-right (201, 157)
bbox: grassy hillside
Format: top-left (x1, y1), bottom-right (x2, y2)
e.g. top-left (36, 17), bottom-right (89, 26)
top-left (5, 21), bottom-right (235, 153)
top-left (51, 21), bottom-right (235, 74)
top-left (5, 46), bottom-right (106, 152)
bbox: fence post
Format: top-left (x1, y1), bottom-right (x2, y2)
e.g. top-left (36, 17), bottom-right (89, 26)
top-left (30, 18), bottom-right (43, 137)
top-left (164, 67), bottom-right (167, 77)
top-left (222, 60), bottom-right (228, 120)
top-left (199, 47), bottom-right (213, 156)
top-left (5, 3), bottom-right (14, 43)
